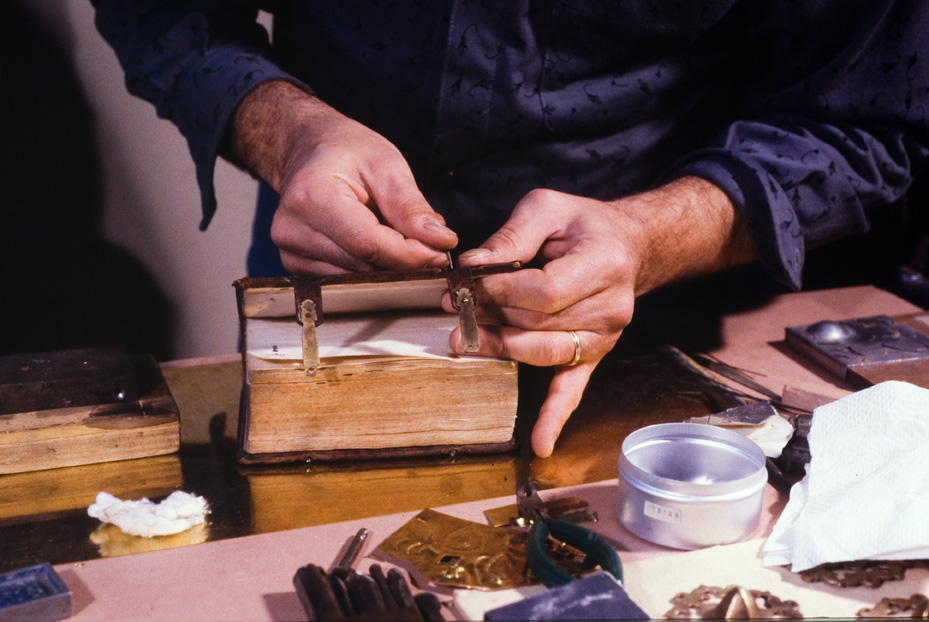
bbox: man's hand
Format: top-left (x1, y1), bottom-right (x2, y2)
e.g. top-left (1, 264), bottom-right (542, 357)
top-left (449, 178), bottom-right (756, 457)
top-left (229, 80), bottom-right (457, 274)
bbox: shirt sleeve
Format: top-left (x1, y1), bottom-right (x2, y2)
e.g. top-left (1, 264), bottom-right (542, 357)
top-left (92, 0), bottom-right (305, 230)
top-left (667, 0), bottom-right (929, 290)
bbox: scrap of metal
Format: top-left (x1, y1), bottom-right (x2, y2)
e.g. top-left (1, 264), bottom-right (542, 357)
top-left (665, 585), bottom-right (802, 619)
top-left (482, 496), bottom-right (598, 529)
top-left (800, 560), bottom-right (929, 589)
top-left (690, 353), bottom-right (781, 401)
top-left (444, 252), bottom-right (480, 353)
top-left (374, 508), bottom-right (593, 591)
top-left (859, 594), bottom-right (929, 618)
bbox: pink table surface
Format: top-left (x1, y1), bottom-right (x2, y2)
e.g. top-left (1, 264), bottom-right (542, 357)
top-left (58, 479), bottom-right (784, 621)
top-left (57, 285), bottom-right (922, 620)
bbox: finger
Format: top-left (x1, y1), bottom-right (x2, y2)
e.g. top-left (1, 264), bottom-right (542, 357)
top-left (531, 365), bottom-right (595, 457)
top-left (375, 192), bottom-right (459, 251)
top-left (456, 204), bottom-right (553, 267)
top-left (364, 162), bottom-right (459, 251)
top-left (279, 183), bottom-right (453, 271)
top-left (448, 297), bottom-right (582, 332)
top-left (443, 296), bottom-right (614, 346)
top-left (471, 246), bottom-right (626, 314)
top-left (273, 218), bottom-right (375, 273)
top-left (448, 324), bottom-right (597, 456)
top-left (449, 324), bottom-right (586, 368)
top-left (455, 188), bottom-right (595, 267)
top-left (339, 216), bottom-right (454, 270)
top-left (279, 252), bottom-right (359, 276)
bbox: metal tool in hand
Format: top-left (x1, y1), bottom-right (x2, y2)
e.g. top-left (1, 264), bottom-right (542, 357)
top-left (516, 482), bottom-right (623, 588)
top-left (445, 252), bottom-right (480, 352)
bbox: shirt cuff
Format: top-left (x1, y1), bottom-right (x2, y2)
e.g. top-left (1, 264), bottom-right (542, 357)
top-left (164, 47), bottom-right (306, 230)
top-left (668, 151), bottom-right (805, 290)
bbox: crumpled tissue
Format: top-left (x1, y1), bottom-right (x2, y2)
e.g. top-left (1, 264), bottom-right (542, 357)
top-left (88, 490), bottom-right (210, 537)
top-left (762, 381), bottom-right (929, 572)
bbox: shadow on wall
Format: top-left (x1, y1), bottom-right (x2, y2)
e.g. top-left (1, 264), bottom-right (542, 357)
top-left (0, 1), bottom-right (174, 361)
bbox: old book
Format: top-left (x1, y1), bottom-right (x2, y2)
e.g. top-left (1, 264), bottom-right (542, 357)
top-left (234, 270), bottom-right (519, 464)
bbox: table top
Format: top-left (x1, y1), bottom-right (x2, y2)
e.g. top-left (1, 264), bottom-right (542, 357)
top-left (2, 282), bottom-right (924, 620)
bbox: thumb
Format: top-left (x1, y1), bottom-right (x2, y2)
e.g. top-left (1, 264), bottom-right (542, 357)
top-left (531, 364), bottom-right (594, 457)
top-left (457, 201), bottom-right (551, 266)
top-left (387, 192), bottom-right (459, 250)
top-left (368, 167), bottom-right (458, 251)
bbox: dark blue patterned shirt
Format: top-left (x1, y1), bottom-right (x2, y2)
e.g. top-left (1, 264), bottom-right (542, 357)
top-left (94, 0), bottom-right (929, 288)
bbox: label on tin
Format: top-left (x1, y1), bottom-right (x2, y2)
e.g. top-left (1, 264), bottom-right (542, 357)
top-left (644, 500), bottom-right (681, 524)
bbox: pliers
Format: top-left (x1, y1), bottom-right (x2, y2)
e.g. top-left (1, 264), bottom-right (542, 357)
top-left (516, 483), bottom-right (624, 588)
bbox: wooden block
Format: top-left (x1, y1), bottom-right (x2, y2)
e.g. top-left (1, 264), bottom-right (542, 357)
top-left (0, 356), bottom-right (179, 474)
top-left (0, 346), bottom-right (137, 415)
top-left (780, 381), bottom-right (853, 412)
top-left (842, 310), bottom-right (929, 389)
top-left (846, 358), bottom-right (929, 390)
top-left (0, 454), bottom-right (182, 525)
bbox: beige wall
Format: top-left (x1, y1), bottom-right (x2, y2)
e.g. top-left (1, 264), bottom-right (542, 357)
top-left (41, 2), bottom-right (266, 359)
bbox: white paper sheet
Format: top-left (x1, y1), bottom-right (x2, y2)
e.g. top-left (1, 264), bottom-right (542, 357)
top-left (247, 311), bottom-right (466, 361)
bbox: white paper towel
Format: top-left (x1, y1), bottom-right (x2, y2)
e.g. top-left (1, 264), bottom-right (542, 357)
top-left (762, 380), bottom-right (929, 572)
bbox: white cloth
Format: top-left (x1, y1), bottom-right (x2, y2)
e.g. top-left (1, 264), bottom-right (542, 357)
top-left (762, 381), bottom-right (929, 572)
top-left (88, 491), bottom-right (210, 538)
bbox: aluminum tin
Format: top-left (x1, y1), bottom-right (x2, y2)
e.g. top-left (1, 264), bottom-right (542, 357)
top-left (617, 423), bottom-right (767, 550)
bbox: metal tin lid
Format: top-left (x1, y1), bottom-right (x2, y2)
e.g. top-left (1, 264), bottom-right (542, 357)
top-left (618, 423), bottom-right (767, 502)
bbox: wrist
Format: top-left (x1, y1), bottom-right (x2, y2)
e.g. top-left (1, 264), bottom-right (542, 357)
top-left (613, 177), bottom-right (756, 296)
top-left (226, 80), bottom-right (339, 191)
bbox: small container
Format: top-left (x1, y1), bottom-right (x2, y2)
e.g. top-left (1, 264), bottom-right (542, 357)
top-left (617, 423), bottom-right (767, 550)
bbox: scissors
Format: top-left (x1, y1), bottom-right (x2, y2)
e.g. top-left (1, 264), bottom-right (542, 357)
top-left (516, 482), bottom-right (624, 587)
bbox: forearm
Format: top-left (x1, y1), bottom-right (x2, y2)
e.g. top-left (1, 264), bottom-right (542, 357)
top-left (93, 0), bottom-right (294, 229)
top-left (227, 80), bottom-right (347, 192)
top-left (615, 176), bottom-right (756, 296)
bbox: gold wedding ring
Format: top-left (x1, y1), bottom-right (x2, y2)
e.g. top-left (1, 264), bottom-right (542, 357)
top-left (567, 330), bottom-right (582, 366)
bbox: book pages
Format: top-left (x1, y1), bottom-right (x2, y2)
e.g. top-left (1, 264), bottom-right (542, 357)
top-left (248, 311), bottom-right (467, 361)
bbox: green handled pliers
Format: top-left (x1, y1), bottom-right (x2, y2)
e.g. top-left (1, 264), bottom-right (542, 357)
top-left (516, 482), bottom-right (623, 588)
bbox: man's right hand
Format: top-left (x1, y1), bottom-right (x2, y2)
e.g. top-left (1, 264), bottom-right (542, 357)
top-left (229, 80), bottom-right (457, 275)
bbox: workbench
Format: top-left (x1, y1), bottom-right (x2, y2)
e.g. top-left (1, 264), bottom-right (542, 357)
top-left (2, 282), bottom-right (927, 619)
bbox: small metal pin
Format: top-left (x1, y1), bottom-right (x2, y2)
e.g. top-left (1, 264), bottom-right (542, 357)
top-left (456, 288), bottom-right (480, 352)
top-left (445, 252), bottom-right (480, 352)
top-left (336, 528), bottom-right (369, 570)
top-left (301, 299), bottom-right (320, 375)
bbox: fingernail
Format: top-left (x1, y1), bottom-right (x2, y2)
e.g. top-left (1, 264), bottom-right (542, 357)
top-left (423, 220), bottom-right (455, 235)
top-left (459, 248), bottom-right (493, 260)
